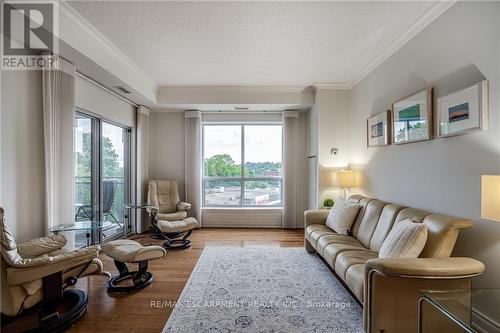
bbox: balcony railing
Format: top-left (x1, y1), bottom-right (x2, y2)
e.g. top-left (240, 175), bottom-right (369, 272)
top-left (74, 176), bottom-right (126, 222)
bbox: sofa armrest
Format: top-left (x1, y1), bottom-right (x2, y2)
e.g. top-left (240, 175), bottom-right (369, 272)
top-left (17, 234), bottom-right (67, 258)
top-left (304, 210), bottom-right (329, 228)
top-left (365, 257), bottom-right (485, 279)
top-left (364, 257), bottom-right (484, 333)
top-left (7, 246), bottom-right (99, 285)
top-left (177, 201), bottom-right (192, 212)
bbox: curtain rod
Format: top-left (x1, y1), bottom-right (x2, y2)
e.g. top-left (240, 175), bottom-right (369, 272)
top-left (76, 71), bottom-right (139, 108)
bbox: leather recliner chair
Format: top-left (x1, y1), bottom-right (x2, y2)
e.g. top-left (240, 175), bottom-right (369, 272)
top-left (147, 180), bottom-right (199, 249)
top-left (0, 207), bottom-right (104, 332)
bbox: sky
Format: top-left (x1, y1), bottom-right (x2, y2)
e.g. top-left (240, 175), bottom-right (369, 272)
top-left (204, 125), bottom-right (282, 164)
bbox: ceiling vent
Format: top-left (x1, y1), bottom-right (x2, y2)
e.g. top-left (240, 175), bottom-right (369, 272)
top-left (234, 106), bottom-right (250, 110)
top-left (114, 85), bottom-right (131, 94)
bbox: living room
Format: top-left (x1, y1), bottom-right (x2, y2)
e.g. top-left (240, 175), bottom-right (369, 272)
top-left (1, 1), bottom-right (499, 332)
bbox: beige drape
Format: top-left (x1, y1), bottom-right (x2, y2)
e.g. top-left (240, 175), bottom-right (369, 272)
top-left (185, 111), bottom-right (202, 224)
top-left (136, 106), bottom-right (150, 233)
top-left (282, 111), bottom-right (308, 228)
top-left (43, 56), bottom-right (76, 234)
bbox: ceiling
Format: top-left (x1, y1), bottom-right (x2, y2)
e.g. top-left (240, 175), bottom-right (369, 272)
top-left (67, 1), bottom-right (442, 88)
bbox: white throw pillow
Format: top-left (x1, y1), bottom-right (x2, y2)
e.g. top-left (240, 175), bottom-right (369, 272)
top-left (379, 219), bottom-right (428, 258)
top-left (325, 199), bottom-right (361, 235)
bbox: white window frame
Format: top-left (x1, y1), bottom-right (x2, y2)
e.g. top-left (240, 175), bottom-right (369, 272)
top-left (202, 123), bottom-right (283, 208)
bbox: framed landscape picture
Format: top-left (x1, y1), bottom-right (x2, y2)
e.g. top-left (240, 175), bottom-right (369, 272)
top-left (392, 88), bottom-right (433, 144)
top-left (438, 81), bottom-right (489, 137)
top-left (367, 110), bottom-right (391, 147)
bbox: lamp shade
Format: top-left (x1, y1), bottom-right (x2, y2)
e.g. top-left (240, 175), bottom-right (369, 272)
top-left (336, 170), bottom-right (356, 189)
top-left (481, 175), bottom-right (500, 222)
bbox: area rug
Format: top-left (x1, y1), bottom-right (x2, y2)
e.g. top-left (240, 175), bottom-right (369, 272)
top-left (163, 247), bottom-right (363, 333)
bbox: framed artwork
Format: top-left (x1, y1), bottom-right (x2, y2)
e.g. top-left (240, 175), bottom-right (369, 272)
top-left (438, 81), bottom-right (489, 137)
top-left (392, 88), bottom-right (433, 144)
top-left (367, 110), bottom-right (391, 147)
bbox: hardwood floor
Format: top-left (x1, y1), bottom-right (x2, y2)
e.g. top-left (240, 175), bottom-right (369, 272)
top-left (66, 228), bottom-right (304, 333)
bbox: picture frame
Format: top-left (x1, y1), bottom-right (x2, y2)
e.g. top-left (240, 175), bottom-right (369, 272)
top-left (367, 110), bottom-right (391, 147)
top-left (392, 88), bottom-right (433, 145)
top-left (438, 80), bottom-right (489, 137)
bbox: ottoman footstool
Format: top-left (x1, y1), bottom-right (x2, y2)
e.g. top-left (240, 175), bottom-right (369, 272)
top-left (155, 217), bottom-right (199, 249)
top-left (102, 239), bottom-right (166, 293)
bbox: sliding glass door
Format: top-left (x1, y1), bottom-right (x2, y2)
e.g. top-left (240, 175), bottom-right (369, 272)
top-left (74, 114), bottom-right (97, 248)
top-left (101, 122), bottom-right (130, 240)
top-left (73, 112), bottom-right (131, 246)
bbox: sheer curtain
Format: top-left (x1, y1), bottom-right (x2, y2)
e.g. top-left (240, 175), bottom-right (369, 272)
top-left (185, 111), bottom-right (202, 224)
top-left (282, 111), bottom-right (308, 228)
top-left (43, 57), bottom-right (76, 234)
top-left (136, 106), bottom-right (150, 233)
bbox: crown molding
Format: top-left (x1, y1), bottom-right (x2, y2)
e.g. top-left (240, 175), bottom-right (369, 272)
top-left (157, 85), bottom-right (313, 94)
top-left (58, 1), bottom-right (157, 93)
top-left (312, 82), bottom-right (351, 91)
top-left (346, 1), bottom-right (456, 89)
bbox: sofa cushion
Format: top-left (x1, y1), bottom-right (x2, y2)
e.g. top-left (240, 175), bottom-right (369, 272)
top-left (305, 224), bottom-right (331, 237)
top-left (379, 219), bottom-right (428, 259)
top-left (323, 242), bottom-right (369, 267)
top-left (335, 250), bottom-right (377, 280)
top-left (316, 234), bottom-right (363, 256)
top-left (353, 200), bottom-right (386, 248)
top-left (421, 215), bottom-right (473, 258)
top-left (350, 198), bottom-right (372, 237)
top-left (305, 224), bottom-right (332, 242)
top-left (345, 264), bottom-right (365, 303)
top-left (394, 208), bottom-right (429, 224)
top-left (305, 225), bottom-right (336, 248)
top-left (325, 199), bottom-right (361, 235)
top-left (369, 204), bottom-right (404, 252)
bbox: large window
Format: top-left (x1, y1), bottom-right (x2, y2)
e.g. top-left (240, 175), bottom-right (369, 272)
top-left (203, 124), bottom-right (282, 207)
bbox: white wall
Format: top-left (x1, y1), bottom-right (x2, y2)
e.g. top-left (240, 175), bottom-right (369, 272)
top-left (1, 71), bottom-right (46, 241)
top-left (312, 89), bottom-right (352, 207)
top-left (347, 2), bottom-right (500, 287)
top-left (75, 75), bottom-right (136, 127)
top-left (148, 111), bottom-right (186, 199)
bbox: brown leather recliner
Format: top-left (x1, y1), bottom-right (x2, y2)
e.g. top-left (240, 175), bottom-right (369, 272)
top-left (147, 180), bottom-right (199, 249)
top-left (304, 195), bottom-right (485, 333)
top-left (0, 207), bottom-right (104, 332)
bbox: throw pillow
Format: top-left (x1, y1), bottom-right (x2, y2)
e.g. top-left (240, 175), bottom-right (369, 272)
top-left (379, 219), bottom-right (428, 258)
top-left (325, 199), bottom-right (361, 235)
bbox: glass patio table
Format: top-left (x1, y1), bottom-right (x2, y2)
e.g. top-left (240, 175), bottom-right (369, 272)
top-left (123, 202), bottom-right (156, 210)
top-left (49, 220), bottom-right (120, 247)
top-left (418, 289), bottom-right (500, 333)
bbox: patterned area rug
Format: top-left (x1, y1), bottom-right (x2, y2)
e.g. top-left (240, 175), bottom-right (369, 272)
top-left (163, 247), bottom-right (363, 333)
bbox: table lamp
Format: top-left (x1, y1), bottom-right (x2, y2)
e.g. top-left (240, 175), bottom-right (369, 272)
top-left (335, 170), bottom-right (356, 199)
top-left (481, 175), bottom-right (500, 222)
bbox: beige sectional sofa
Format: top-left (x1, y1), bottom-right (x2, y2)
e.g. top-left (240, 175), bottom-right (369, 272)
top-left (304, 195), bottom-right (485, 333)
